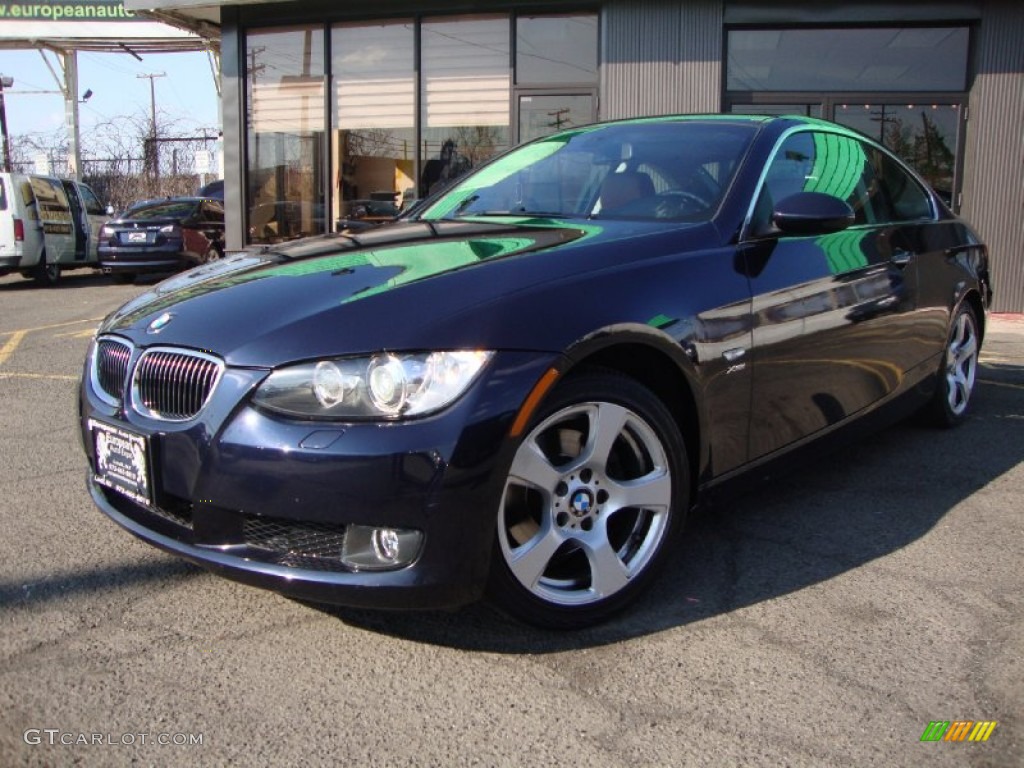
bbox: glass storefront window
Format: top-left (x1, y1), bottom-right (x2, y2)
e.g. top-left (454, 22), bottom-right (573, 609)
top-left (246, 27), bottom-right (326, 244)
top-left (332, 21), bottom-right (415, 225)
top-left (729, 103), bottom-right (822, 118)
top-left (728, 28), bottom-right (969, 92)
top-left (245, 14), bottom-right (600, 235)
top-left (420, 16), bottom-right (511, 198)
top-left (516, 14), bottom-right (598, 85)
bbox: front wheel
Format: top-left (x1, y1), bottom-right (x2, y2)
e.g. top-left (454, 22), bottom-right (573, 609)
top-left (488, 371), bottom-right (689, 629)
top-left (922, 302), bottom-right (981, 427)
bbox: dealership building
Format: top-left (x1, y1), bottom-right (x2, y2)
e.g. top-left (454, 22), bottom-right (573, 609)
top-left (135, 0), bottom-right (1023, 312)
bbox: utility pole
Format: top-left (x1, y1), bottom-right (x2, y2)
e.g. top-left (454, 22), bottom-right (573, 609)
top-left (0, 75), bottom-right (12, 173)
top-left (547, 108), bottom-right (571, 131)
top-left (137, 72), bottom-right (165, 189)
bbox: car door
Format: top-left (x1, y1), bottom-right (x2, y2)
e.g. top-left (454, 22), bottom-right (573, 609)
top-left (74, 182), bottom-right (109, 262)
top-left (741, 128), bottom-right (925, 459)
top-left (28, 176), bottom-right (74, 265)
top-left (61, 180), bottom-right (89, 261)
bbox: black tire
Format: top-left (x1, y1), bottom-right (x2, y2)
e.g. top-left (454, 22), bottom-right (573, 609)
top-left (922, 302), bottom-right (980, 427)
top-left (33, 251), bottom-right (61, 287)
top-left (488, 370), bottom-right (689, 629)
top-left (199, 246), bottom-right (222, 265)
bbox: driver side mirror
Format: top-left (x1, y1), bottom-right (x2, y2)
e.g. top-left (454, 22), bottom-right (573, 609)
top-left (772, 192), bottom-right (855, 236)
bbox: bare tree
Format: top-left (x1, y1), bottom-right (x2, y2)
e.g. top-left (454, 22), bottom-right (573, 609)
top-left (7, 106), bottom-right (219, 212)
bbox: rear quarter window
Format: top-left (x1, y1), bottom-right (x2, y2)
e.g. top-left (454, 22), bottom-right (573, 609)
top-left (0, 178), bottom-right (6, 211)
top-left (878, 152), bottom-right (934, 221)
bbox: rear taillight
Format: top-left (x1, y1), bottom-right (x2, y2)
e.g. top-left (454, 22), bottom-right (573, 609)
top-left (13, 218), bottom-right (24, 241)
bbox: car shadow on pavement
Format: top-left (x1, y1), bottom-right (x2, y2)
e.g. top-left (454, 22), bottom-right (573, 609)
top-left (0, 270), bottom-right (172, 291)
top-left (0, 560), bottom-right (198, 609)
top-left (0, 271), bottom-right (116, 290)
top-left (321, 368), bottom-right (1024, 651)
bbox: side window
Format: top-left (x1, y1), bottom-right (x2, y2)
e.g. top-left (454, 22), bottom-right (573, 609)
top-left (876, 151), bottom-right (933, 221)
top-left (78, 184), bottom-right (106, 216)
top-left (0, 178), bottom-right (7, 211)
top-left (753, 131), bottom-right (884, 232)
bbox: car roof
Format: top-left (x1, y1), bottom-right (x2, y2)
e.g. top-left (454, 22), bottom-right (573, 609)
top-left (594, 112), bottom-right (881, 142)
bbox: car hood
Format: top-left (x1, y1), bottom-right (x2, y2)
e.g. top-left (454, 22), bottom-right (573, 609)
top-left (99, 217), bottom-right (713, 367)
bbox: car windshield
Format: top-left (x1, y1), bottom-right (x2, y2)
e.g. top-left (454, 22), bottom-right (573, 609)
top-left (418, 120), bottom-right (758, 223)
top-left (124, 200), bottom-right (198, 220)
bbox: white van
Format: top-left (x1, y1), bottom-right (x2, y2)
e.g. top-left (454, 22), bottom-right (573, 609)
top-left (0, 173), bottom-right (109, 286)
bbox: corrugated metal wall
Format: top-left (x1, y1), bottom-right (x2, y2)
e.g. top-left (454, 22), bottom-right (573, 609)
top-left (601, 0), bottom-right (723, 119)
top-left (961, 0), bottom-right (1024, 313)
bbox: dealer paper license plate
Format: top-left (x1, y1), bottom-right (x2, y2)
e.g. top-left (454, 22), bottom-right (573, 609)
top-left (89, 420), bottom-right (152, 506)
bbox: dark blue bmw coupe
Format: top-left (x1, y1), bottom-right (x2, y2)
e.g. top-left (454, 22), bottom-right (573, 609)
top-left (80, 115), bottom-right (991, 628)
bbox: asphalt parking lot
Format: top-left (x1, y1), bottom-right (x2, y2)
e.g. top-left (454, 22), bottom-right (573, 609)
top-left (1, 269), bottom-right (1021, 767)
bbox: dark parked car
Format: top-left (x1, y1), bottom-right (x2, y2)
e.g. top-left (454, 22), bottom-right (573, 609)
top-left (197, 179), bottom-right (224, 200)
top-left (337, 198), bottom-right (400, 232)
top-left (248, 200), bottom-right (327, 242)
top-left (80, 115), bottom-right (991, 628)
top-left (98, 197), bottom-right (225, 282)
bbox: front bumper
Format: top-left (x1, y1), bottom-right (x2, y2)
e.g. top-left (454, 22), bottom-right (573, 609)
top-left (81, 348), bottom-right (556, 610)
top-left (88, 473), bottom-right (484, 609)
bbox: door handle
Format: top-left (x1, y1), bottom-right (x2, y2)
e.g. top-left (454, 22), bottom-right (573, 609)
top-left (890, 250), bottom-right (913, 267)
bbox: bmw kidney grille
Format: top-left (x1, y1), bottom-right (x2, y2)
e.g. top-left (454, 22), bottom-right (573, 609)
top-left (93, 337), bottom-right (223, 421)
top-left (93, 337), bottom-right (132, 404)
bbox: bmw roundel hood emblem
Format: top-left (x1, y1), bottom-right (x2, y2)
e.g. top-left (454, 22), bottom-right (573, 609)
top-left (147, 312), bottom-right (174, 334)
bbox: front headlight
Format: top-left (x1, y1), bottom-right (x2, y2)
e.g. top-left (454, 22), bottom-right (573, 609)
top-left (252, 350), bottom-right (494, 420)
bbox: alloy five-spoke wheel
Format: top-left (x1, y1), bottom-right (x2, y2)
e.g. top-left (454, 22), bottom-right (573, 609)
top-left (925, 302), bottom-right (980, 427)
top-left (489, 371), bottom-right (688, 628)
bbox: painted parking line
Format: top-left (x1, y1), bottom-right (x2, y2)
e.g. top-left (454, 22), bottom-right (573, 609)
top-left (0, 317), bottom-right (103, 336)
top-left (0, 372), bottom-right (79, 382)
top-left (979, 378), bottom-right (1024, 391)
top-left (0, 331), bottom-right (27, 366)
top-left (0, 318), bottom-right (101, 369)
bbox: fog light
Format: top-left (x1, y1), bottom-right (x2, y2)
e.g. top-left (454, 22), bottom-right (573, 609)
top-left (341, 525), bottom-right (422, 571)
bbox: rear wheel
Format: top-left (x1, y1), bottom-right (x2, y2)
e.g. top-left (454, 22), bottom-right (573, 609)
top-left (199, 246), bottom-right (222, 265)
top-left (489, 371), bottom-right (688, 628)
top-left (923, 302), bottom-right (980, 427)
top-left (33, 251), bottom-right (61, 286)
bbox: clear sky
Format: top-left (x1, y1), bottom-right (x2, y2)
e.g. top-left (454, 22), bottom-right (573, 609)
top-left (0, 48), bottom-right (220, 140)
